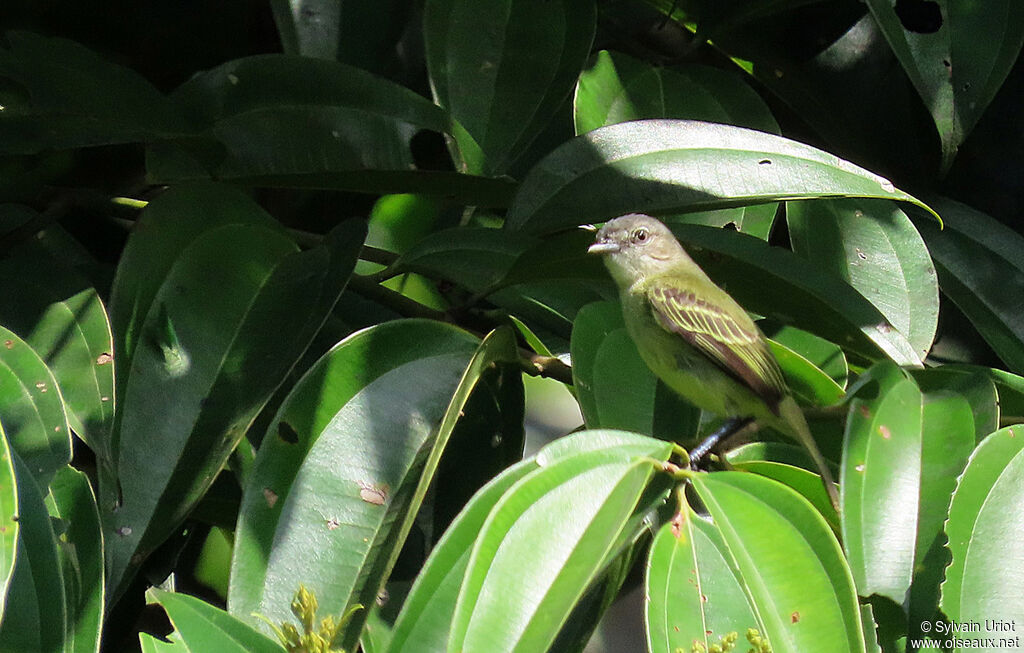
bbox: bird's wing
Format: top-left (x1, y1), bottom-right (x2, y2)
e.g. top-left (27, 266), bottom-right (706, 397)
top-left (647, 282), bottom-right (786, 409)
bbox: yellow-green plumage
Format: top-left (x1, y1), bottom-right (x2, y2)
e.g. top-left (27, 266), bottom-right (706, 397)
top-left (589, 214), bottom-right (839, 509)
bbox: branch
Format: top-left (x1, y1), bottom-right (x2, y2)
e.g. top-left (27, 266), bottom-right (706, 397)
top-left (347, 274), bottom-right (575, 385)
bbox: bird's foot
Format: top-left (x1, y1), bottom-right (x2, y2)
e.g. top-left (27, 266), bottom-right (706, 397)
top-left (687, 417), bottom-right (754, 470)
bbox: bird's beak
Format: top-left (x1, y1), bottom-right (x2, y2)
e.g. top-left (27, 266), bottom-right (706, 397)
top-left (587, 240), bottom-right (619, 255)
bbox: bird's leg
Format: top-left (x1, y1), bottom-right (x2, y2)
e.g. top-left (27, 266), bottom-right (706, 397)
top-left (688, 417), bottom-right (754, 469)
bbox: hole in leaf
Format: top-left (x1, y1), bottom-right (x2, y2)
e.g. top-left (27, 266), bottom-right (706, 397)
top-left (277, 421), bottom-right (299, 444)
top-left (895, 0), bottom-right (942, 34)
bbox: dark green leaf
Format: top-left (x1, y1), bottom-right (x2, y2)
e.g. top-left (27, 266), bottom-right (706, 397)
top-left (916, 196), bottom-right (1024, 375)
top-left (425, 0), bottom-right (597, 174)
top-left (0, 452), bottom-right (66, 652)
top-left (0, 224), bottom-right (114, 466)
top-left (865, 0), bottom-right (1024, 171)
top-left (389, 227), bottom-right (536, 293)
top-left (104, 184), bottom-right (365, 599)
top-left (0, 31), bottom-right (187, 153)
top-left (46, 466), bottom-right (104, 653)
top-left (269, 0), bottom-right (411, 73)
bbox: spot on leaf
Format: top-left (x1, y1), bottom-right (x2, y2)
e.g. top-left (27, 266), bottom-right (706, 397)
top-left (263, 488), bottom-right (279, 508)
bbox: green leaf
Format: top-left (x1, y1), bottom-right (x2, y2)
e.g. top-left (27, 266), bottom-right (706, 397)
top-left (671, 224), bottom-right (923, 366)
top-left (228, 320), bottom-right (480, 647)
top-left (361, 605), bottom-right (394, 653)
top-left (727, 459), bottom-right (839, 534)
top-left (787, 198), bottom-right (939, 361)
top-left (916, 196), bottom-right (1024, 375)
top-left (906, 389), bottom-right (975, 641)
top-left (388, 460), bottom-right (537, 653)
top-left (425, 0), bottom-right (597, 175)
top-left (841, 369), bottom-right (922, 603)
top-left (912, 367), bottom-right (999, 442)
top-left (762, 322), bottom-right (848, 390)
top-left (665, 204), bottom-right (779, 241)
top-left (865, 0), bottom-right (1024, 171)
top-left (145, 55), bottom-right (516, 204)
top-left (139, 632), bottom-right (185, 652)
top-left (449, 446), bottom-right (671, 653)
top-left (941, 426), bottom-right (1024, 626)
top-left (0, 429), bottom-right (16, 624)
top-left (0, 327), bottom-right (72, 490)
top-left (148, 589), bottom-right (285, 653)
top-left (0, 229), bottom-right (114, 467)
top-left (574, 50), bottom-right (780, 135)
top-left (767, 338), bottom-right (845, 407)
top-left (0, 31), bottom-right (187, 153)
top-left (389, 227), bottom-right (536, 293)
top-left (570, 301), bottom-right (699, 442)
top-left (46, 466), bottom-right (104, 653)
top-left (0, 452), bottom-right (66, 652)
top-left (690, 472), bottom-right (865, 653)
top-left (104, 183), bottom-right (365, 599)
top-left (505, 119), bottom-right (940, 233)
top-left (645, 508), bottom-right (759, 652)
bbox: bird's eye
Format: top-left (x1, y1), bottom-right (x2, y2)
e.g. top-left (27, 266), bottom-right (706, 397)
top-left (631, 228), bottom-right (649, 243)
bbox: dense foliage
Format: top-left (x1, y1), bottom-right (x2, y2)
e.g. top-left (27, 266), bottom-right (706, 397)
top-left (1, 1), bottom-right (1023, 651)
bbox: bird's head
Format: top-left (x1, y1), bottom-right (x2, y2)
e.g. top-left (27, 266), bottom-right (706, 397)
top-left (587, 214), bottom-right (688, 286)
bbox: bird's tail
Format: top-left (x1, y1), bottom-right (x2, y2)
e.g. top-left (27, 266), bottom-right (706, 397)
top-left (776, 396), bottom-right (841, 512)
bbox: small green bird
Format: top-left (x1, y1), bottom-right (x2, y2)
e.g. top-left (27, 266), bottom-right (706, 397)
top-left (588, 214), bottom-right (839, 509)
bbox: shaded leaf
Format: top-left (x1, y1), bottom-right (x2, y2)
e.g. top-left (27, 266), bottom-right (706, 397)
top-left (104, 184), bottom-right (365, 599)
top-left (0, 225), bottom-right (114, 466)
top-left (46, 466), bottom-right (105, 653)
top-left (865, 0), bottom-right (1024, 171)
top-left (916, 196), bottom-right (1024, 375)
top-left (425, 0), bottom-right (597, 174)
top-left (0, 452), bottom-right (66, 652)
top-left (0, 31), bottom-right (186, 153)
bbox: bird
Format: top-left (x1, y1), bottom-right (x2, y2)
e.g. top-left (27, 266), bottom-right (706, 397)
top-left (587, 213), bottom-right (839, 510)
